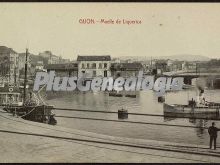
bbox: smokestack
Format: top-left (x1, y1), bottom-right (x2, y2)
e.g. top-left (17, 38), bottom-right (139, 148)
top-left (195, 78), bottom-right (206, 96)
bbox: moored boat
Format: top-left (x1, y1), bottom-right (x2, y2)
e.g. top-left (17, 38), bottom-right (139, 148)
top-left (125, 94), bottom-right (136, 98)
top-left (163, 84), bottom-right (220, 118)
top-left (2, 91), bottom-right (57, 125)
top-left (125, 91), bottom-right (137, 98)
top-left (1, 48), bottom-right (57, 125)
top-left (163, 101), bottom-right (220, 119)
top-left (109, 90), bottom-right (123, 97)
top-left (163, 103), bottom-right (220, 115)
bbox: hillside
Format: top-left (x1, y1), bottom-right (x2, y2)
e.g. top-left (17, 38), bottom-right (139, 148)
top-left (119, 54), bottom-right (210, 62)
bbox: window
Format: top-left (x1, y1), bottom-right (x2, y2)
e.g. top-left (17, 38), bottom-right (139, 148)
top-left (87, 63), bottom-right (90, 68)
top-left (82, 63), bottom-right (85, 69)
top-left (92, 63), bottom-right (96, 69)
top-left (104, 63), bottom-right (107, 68)
top-left (4, 56), bottom-right (8, 60)
top-left (99, 63), bottom-right (102, 69)
top-left (104, 70), bottom-right (107, 77)
top-left (93, 71), bottom-right (96, 77)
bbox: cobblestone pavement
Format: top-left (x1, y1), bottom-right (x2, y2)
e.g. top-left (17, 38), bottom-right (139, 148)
top-left (0, 109), bottom-right (220, 163)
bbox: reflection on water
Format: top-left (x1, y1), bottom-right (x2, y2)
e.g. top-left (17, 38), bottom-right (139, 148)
top-left (45, 89), bottom-right (220, 146)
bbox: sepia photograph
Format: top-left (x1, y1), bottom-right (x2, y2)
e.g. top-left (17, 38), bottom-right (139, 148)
top-left (0, 2), bottom-right (220, 163)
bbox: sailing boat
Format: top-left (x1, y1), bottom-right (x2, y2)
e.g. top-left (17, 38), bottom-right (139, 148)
top-left (2, 48), bottom-right (57, 125)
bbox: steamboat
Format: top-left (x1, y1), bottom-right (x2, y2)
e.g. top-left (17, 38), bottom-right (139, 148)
top-left (163, 87), bottom-right (220, 119)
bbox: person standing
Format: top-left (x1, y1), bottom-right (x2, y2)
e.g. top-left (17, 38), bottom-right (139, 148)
top-left (208, 122), bottom-right (220, 150)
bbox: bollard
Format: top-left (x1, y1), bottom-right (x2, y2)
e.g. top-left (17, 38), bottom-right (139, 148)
top-left (118, 108), bottom-right (128, 119)
top-left (158, 96), bottom-right (165, 103)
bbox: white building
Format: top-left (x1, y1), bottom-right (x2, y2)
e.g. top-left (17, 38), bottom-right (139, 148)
top-left (35, 61), bottom-right (44, 71)
top-left (182, 61), bottom-right (197, 72)
top-left (77, 55), bottom-right (111, 78)
top-left (167, 59), bottom-right (174, 67)
top-left (39, 51), bottom-right (60, 64)
top-left (0, 46), bottom-right (19, 85)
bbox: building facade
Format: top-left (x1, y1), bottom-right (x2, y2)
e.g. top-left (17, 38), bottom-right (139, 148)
top-left (110, 62), bottom-right (143, 78)
top-left (0, 46), bottom-right (19, 85)
top-left (77, 55), bottom-right (111, 78)
top-left (45, 63), bottom-right (78, 77)
top-left (39, 51), bottom-right (70, 65)
top-left (168, 61), bottom-right (184, 72)
top-left (35, 61), bottom-right (44, 71)
top-left (182, 61), bottom-right (197, 72)
top-left (39, 51), bottom-right (60, 64)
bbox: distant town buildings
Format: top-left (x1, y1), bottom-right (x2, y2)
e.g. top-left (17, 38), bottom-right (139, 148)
top-left (39, 51), bottom-right (59, 64)
top-left (182, 61), bottom-right (197, 72)
top-left (45, 56), bottom-right (143, 79)
top-left (0, 46), bottom-right (19, 85)
top-left (1, 45), bottom-right (218, 88)
top-left (111, 58), bottom-right (120, 63)
top-left (39, 51), bottom-right (70, 65)
top-left (39, 51), bottom-right (52, 59)
top-left (138, 59), bottom-right (198, 75)
top-left (35, 61), bottom-right (44, 71)
top-left (60, 58), bottom-right (71, 64)
top-left (154, 59), bottom-right (168, 72)
top-left (110, 63), bottom-right (143, 78)
top-left (45, 63), bottom-right (78, 77)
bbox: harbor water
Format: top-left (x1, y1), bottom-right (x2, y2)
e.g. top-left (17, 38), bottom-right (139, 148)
top-left (45, 89), bottom-right (220, 146)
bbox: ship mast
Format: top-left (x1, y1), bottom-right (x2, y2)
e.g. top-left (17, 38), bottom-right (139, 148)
top-left (23, 48), bottom-right (28, 105)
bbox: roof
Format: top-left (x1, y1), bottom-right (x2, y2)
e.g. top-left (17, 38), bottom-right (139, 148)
top-left (45, 63), bottom-right (78, 70)
top-left (0, 46), bottom-right (17, 54)
top-left (155, 59), bottom-right (168, 64)
top-left (36, 63), bottom-right (44, 66)
top-left (77, 55), bottom-right (111, 61)
top-left (111, 63), bottom-right (143, 71)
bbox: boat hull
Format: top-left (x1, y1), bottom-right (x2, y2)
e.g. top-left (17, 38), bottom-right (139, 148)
top-left (125, 94), bottom-right (136, 98)
top-left (163, 103), bottom-right (220, 118)
top-left (3, 105), bottom-right (57, 125)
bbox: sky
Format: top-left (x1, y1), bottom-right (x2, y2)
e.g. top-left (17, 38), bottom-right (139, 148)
top-left (0, 3), bottom-right (220, 60)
